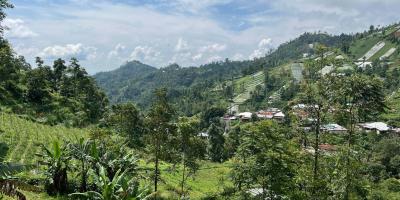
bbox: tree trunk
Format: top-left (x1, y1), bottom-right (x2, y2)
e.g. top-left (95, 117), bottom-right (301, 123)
top-left (181, 159), bottom-right (186, 198)
top-left (81, 160), bottom-right (87, 192)
top-left (154, 150), bottom-right (159, 193)
top-left (344, 110), bottom-right (355, 200)
top-left (312, 109), bottom-right (321, 198)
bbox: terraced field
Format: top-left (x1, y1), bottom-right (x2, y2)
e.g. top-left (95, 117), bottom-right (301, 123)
top-left (0, 113), bottom-right (88, 165)
top-left (350, 36), bottom-right (381, 59)
top-left (290, 63), bottom-right (304, 82)
top-left (232, 71), bottom-right (264, 105)
top-left (359, 41), bottom-right (385, 61)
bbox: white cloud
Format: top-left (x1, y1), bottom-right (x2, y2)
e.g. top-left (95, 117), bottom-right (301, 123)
top-left (258, 38), bottom-right (272, 49)
top-left (192, 53), bottom-right (203, 61)
top-left (5, 0), bottom-right (400, 73)
top-left (175, 38), bottom-right (189, 52)
top-left (169, 52), bottom-right (193, 65)
top-left (130, 46), bottom-right (160, 63)
top-left (3, 18), bottom-right (38, 38)
top-left (249, 38), bottom-right (273, 59)
top-left (231, 53), bottom-right (244, 61)
top-left (13, 44), bottom-right (40, 57)
top-left (108, 43), bottom-right (126, 58)
top-left (207, 55), bottom-right (222, 63)
top-left (199, 43), bottom-right (227, 53)
top-left (172, 0), bottom-right (233, 13)
top-left (39, 43), bottom-right (97, 60)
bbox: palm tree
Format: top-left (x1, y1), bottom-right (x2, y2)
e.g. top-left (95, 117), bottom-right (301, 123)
top-left (37, 140), bottom-right (70, 194)
top-left (70, 165), bottom-right (153, 200)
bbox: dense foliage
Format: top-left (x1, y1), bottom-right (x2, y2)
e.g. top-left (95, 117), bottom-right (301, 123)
top-left (1, 1), bottom-right (400, 199)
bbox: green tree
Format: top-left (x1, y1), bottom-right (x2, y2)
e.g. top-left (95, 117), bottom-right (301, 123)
top-left (26, 60), bottom-right (53, 108)
top-left (177, 117), bottom-right (205, 198)
top-left (201, 107), bottom-right (225, 129)
top-left (207, 123), bottom-right (225, 162)
top-left (332, 74), bottom-right (387, 199)
top-left (145, 88), bottom-right (177, 194)
top-left (104, 103), bottom-right (144, 147)
top-left (298, 49), bottom-right (333, 198)
top-left (232, 121), bottom-right (296, 199)
top-left (52, 58), bottom-right (67, 91)
top-left (0, 0), bottom-right (13, 34)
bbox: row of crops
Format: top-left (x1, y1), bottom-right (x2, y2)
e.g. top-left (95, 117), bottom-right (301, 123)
top-left (0, 113), bottom-right (88, 165)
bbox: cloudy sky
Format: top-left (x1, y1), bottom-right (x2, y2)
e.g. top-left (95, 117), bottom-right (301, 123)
top-left (2, 0), bottom-right (399, 74)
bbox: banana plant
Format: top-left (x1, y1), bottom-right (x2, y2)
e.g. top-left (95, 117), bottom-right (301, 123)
top-left (68, 138), bottom-right (93, 192)
top-left (37, 140), bottom-right (71, 194)
top-left (70, 165), bottom-right (153, 200)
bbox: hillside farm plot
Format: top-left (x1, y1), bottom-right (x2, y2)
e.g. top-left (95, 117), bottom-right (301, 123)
top-left (0, 113), bottom-right (88, 165)
top-left (359, 41), bottom-right (385, 61)
top-left (291, 63), bottom-right (304, 82)
top-left (380, 47), bottom-right (396, 60)
top-left (350, 36), bottom-right (381, 59)
top-left (232, 71), bottom-right (264, 104)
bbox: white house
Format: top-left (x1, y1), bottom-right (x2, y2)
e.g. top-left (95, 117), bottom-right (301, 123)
top-left (321, 123), bottom-right (347, 133)
top-left (237, 112), bottom-right (253, 121)
top-left (359, 122), bottom-right (390, 134)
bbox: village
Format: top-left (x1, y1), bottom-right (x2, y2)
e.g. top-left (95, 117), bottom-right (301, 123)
top-left (207, 103), bottom-right (400, 156)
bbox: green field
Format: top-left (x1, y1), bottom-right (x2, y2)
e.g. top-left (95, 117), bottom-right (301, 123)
top-left (232, 71), bottom-right (264, 104)
top-left (0, 113), bottom-right (232, 200)
top-left (290, 63), bottom-right (304, 82)
top-left (156, 161), bottom-right (232, 199)
top-left (0, 113), bottom-right (88, 165)
top-left (350, 36), bottom-right (382, 59)
top-left (369, 40), bottom-right (397, 61)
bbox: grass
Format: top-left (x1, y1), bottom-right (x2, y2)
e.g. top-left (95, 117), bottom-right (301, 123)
top-left (0, 113), bottom-right (88, 165)
top-left (158, 161), bottom-right (233, 199)
top-left (0, 112), bottom-right (232, 199)
top-left (350, 35), bottom-right (382, 60)
top-left (381, 89), bottom-right (400, 127)
top-left (2, 191), bottom-right (67, 200)
top-left (290, 63), bottom-right (304, 82)
top-left (138, 160), bottom-right (233, 199)
top-left (369, 40), bottom-right (397, 61)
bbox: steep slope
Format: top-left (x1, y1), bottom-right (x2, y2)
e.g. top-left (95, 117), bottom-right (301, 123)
top-left (0, 113), bottom-right (88, 165)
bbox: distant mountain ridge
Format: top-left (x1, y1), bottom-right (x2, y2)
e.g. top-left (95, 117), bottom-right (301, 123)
top-left (94, 60), bottom-right (157, 99)
top-left (93, 27), bottom-right (399, 114)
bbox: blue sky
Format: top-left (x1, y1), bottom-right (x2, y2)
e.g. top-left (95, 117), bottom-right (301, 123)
top-left (3, 0), bottom-right (400, 73)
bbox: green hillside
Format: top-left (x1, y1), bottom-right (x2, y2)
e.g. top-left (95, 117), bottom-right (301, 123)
top-left (1, 1), bottom-right (400, 197)
top-left (0, 113), bottom-right (88, 165)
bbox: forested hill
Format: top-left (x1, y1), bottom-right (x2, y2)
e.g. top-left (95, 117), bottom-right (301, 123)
top-left (94, 32), bottom-right (353, 112)
top-left (94, 61), bottom-right (157, 98)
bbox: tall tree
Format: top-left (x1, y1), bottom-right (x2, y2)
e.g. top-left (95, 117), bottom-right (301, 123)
top-left (0, 0), bottom-right (13, 34)
top-left (232, 121), bottom-right (296, 199)
top-left (207, 123), bottom-right (225, 162)
top-left (145, 88), bottom-right (177, 194)
top-left (176, 117), bottom-right (205, 198)
top-left (332, 74), bottom-right (386, 199)
top-left (298, 45), bottom-right (332, 198)
top-left (52, 58), bottom-right (67, 91)
top-left (104, 103), bottom-right (144, 147)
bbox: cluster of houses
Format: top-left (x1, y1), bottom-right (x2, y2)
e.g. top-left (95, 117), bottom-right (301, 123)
top-left (321, 122), bottom-right (396, 134)
top-left (291, 103), bottom-right (400, 155)
top-left (224, 108), bottom-right (286, 122)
